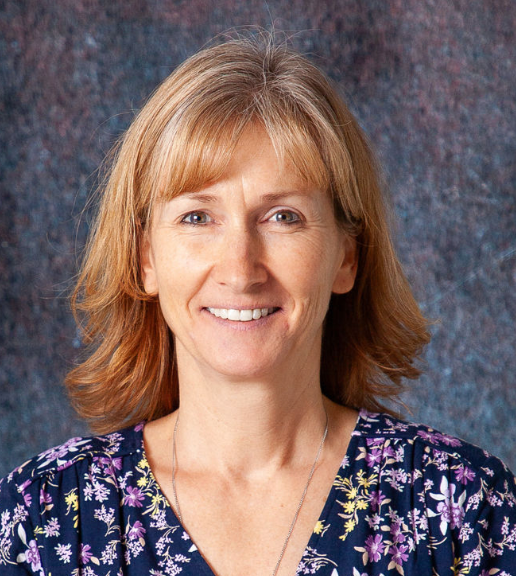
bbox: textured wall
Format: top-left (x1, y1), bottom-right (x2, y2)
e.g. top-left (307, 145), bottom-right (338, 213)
top-left (1, 0), bottom-right (515, 477)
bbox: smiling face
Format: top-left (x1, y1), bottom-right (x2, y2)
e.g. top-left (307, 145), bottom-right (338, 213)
top-left (141, 125), bottom-right (357, 383)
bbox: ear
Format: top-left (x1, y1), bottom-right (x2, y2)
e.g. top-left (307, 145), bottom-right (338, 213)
top-left (332, 234), bottom-right (358, 295)
top-left (140, 231), bottom-right (159, 296)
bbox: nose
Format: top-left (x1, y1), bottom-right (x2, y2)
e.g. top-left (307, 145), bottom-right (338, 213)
top-left (212, 224), bottom-right (268, 292)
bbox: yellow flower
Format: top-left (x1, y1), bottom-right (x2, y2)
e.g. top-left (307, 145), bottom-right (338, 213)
top-left (343, 501), bottom-right (355, 514)
top-left (138, 458), bottom-right (149, 469)
top-left (313, 521), bottom-right (324, 534)
top-left (137, 476), bottom-right (148, 488)
top-left (358, 477), bottom-right (372, 488)
top-left (345, 519), bottom-right (356, 532)
top-left (65, 493), bottom-right (76, 505)
top-left (152, 494), bottom-right (163, 507)
top-left (356, 500), bottom-right (368, 510)
top-left (451, 556), bottom-right (469, 575)
top-left (347, 487), bottom-right (358, 500)
top-left (65, 491), bottom-right (78, 510)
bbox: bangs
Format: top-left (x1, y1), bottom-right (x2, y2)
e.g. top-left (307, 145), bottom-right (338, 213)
top-left (133, 39), bottom-right (363, 232)
top-left (143, 101), bottom-right (339, 214)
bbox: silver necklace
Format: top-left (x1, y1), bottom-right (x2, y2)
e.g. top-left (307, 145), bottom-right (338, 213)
top-left (171, 409), bottom-right (329, 576)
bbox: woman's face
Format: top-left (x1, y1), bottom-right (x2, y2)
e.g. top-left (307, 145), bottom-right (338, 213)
top-left (142, 126), bottom-right (357, 382)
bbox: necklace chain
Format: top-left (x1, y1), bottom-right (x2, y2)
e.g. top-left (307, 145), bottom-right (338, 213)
top-left (171, 409), bottom-right (329, 576)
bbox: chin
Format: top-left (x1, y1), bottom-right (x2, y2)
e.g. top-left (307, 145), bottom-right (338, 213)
top-left (213, 364), bottom-right (276, 382)
top-left (203, 352), bottom-right (284, 382)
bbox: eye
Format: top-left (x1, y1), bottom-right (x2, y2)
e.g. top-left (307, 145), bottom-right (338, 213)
top-left (181, 211), bottom-right (211, 225)
top-left (269, 210), bottom-right (301, 224)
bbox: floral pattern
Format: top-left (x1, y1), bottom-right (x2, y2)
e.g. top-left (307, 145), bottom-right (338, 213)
top-left (1, 410), bottom-right (515, 575)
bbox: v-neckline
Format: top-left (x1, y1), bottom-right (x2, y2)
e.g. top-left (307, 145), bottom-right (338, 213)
top-left (139, 410), bottom-right (363, 575)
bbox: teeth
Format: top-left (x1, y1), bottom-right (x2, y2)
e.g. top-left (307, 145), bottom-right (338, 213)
top-left (240, 309), bottom-right (253, 321)
top-left (227, 309), bottom-right (240, 321)
top-left (207, 307), bottom-right (276, 322)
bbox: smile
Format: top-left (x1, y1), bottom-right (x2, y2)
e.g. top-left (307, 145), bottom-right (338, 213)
top-left (206, 307), bottom-right (277, 322)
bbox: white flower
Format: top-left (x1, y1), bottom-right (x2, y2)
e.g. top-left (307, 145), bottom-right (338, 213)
top-left (55, 542), bottom-right (72, 563)
top-left (43, 518), bottom-right (60, 537)
top-left (428, 476), bottom-right (467, 535)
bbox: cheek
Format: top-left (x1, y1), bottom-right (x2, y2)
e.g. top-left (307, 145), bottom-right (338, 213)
top-left (152, 241), bottom-right (211, 303)
top-left (271, 236), bottom-right (339, 303)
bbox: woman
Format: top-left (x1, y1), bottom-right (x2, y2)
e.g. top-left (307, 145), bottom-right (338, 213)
top-left (1, 36), bottom-right (515, 576)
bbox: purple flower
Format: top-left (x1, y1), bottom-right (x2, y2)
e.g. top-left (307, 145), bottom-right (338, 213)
top-left (112, 457), bottom-right (123, 470)
top-left (390, 544), bottom-right (409, 565)
top-left (385, 445), bottom-right (396, 457)
top-left (435, 433), bottom-right (462, 447)
top-left (390, 521), bottom-right (406, 543)
top-left (23, 493), bottom-right (32, 508)
top-left (56, 461), bottom-right (75, 472)
top-left (19, 479), bottom-right (31, 493)
top-left (366, 437), bottom-right (385, 447)
top-left (437, 500), bottom-right (465, 529)
top-left (365, 534), bottom-right (385, 562)
top-left (455, 465), bottom-right (476, 484)
top-left (366, 513), bottom-right (381, 528)
top-left (366, 449), bottom-right (383, 467)
top-left (128, 520), bottom-right (146, 540)
top-left (41, 438), bottom-right (83, 462)
top-left (79, 543), bottom-right (93, 565)
top-left (124, 486), bottom-right (145, 507)
top-left (417, 430), bottom-right (438, 443)
top-left (25, 540), bottom-right (42, 571)
top-left (95, 456), bottom-right (110, 468)
top-left (370, 490), bottom-right (386, 512)
top-left (393, 530), bottom-right (406, 544)
top-left (40, 489), bottom-right (52, 505)
top-left (94, 455), bottom-right (123, 476)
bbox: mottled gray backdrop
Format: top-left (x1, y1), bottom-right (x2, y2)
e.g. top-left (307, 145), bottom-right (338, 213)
top-left (1, 0), bottom-right (515, 477)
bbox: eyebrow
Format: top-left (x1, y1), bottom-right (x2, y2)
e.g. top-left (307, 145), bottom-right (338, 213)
top-left (177, 193), bottom-right (218, 203)
top-left (177, 190), bottom-right (317, 203)
top-left (262, 190), bottom-right (317, 202)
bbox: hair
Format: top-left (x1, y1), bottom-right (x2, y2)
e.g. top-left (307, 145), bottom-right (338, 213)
top-left (67, 33), bottom-right (430, 433)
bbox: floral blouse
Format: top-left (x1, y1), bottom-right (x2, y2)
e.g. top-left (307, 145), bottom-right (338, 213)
top-left (1, 410), bottom-right (516, 576)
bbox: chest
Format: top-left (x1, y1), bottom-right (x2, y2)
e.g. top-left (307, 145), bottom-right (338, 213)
top-left (159, 471), bottom-right (334, 576)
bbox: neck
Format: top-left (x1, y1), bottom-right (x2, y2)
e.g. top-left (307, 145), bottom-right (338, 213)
top-left (171, 356), bottom-right (329, 480)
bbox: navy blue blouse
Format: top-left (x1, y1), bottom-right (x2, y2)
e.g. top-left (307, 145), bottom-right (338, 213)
top-left (1, 410), bottom-right (516, 575)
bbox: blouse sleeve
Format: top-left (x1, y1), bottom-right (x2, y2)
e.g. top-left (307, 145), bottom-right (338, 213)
top-left (459, 455), bottom-right (516, 574)
top-left (0, 474), bottom-right (41, 575)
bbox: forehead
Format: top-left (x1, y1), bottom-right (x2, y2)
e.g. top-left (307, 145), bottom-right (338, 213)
top-left (152, 128), bottom-right (330, 224)
top-left (149, 118), bottom-right (330, 210)
top-left (215, 125), bottom-right (314, 188)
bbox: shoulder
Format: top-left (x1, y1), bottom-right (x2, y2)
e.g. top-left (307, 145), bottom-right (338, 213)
top-left (0, 422), bottom-right (145, 497)
top-left (338, 410), bottom-right (516, 572)
top-left (352, 409), bottom-right (516, 487)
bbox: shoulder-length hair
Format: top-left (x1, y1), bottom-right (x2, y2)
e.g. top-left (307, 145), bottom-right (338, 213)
top-left (67, 35), bottom-right (430, 433)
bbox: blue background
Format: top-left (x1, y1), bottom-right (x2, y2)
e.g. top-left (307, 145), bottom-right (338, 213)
top-left (1, 0), bottom-right (515, 476)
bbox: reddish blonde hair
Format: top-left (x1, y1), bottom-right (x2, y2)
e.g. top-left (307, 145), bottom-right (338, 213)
top-left (67, 35), bottom-right (430, 433)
